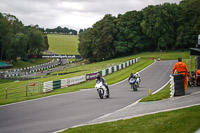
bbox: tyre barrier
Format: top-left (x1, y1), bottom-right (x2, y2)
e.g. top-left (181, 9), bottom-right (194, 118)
top-left (170, 75), bottom-right (175, 97)
top-left (43, 57), bottom-right (140, 92)
top-left (43, 75), bottom-right (86, 93)
top-left (172, 74), bottom-right (185, 96)
top-left (1, 59), bottom-right (67, 78)
top-left (43, 81), bottom-right (53, 93)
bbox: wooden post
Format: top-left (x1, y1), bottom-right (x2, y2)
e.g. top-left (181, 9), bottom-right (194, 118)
top-left (26, 84), bottom-right (28, 97)
top-left (6, 88), bottom-right (7, 99)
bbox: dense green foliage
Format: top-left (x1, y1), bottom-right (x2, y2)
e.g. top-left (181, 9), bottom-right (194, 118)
top-left (0, 13), bottom-right (49, 62)
top-left (45, 26), bottom-right (77, 35)
top-left (79, 14), bottom-right (117, 62)
top-left (78, 0), bottom-right (200, 62)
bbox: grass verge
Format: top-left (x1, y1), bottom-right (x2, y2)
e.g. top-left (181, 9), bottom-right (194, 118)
top-left (140, 83), bottom-right (170, 102)
top-left (63, 105), bottom-right (200, 133)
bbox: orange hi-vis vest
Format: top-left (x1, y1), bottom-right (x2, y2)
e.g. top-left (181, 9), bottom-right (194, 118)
top-left (172, 61), bottom-right (188, 77)
top-left (196, 69), bottom-right (200, 80)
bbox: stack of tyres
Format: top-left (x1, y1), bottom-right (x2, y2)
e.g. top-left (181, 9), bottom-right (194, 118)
top-left (173, 74), bottom-right (185, 96)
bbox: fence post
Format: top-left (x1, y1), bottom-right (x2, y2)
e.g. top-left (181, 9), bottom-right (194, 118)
top-left (26, 84), bottom-right (28, 97)
top-left (6, 88), bottom-right (7, 99)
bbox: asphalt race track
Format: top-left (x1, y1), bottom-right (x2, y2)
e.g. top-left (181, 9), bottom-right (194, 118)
top-left (0, 60), bottom-right (177, 133)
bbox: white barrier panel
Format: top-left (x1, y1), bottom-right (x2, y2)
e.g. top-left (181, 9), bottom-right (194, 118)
top-left (109, 67), bottom-right (112, 74)
top-left (43, 81), bottom-right (53, 93)
top-left (123, 63), bottom-right (126, 68)
top-left (127, 61), bottom-right (129, 66)
top-left (170, 75), bottom-right (175, 97)
top-left (61, 79), bottom-right (68, 88)
top-left (130, 60), bottom-right (133, 65)
top-left (119, 64), bottom-right (121, 70)
top-left (114, 66), bottom-right (117, 72)
top-left (67, 75), bottom-right (86, 86)
top-left (133, 59), bottom-right (135, 64)
top-left (102, 70), bottom-right (106, 77)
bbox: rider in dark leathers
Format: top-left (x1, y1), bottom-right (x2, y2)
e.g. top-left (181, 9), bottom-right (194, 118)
top-left (128, 73), bottom-right (137, 81)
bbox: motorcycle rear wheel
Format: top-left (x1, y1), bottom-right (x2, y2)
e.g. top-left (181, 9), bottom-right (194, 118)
top-left (106, 88), bottom-right (110, 98)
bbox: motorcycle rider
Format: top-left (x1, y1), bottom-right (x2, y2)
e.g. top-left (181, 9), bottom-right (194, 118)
top-left (96, 73), bottom-right (109, 94)
top-left (135, 72), bottom-right (141, 86)
top-left (128, 72), bottom-right (141, 86)
top-left (128, 73), bottom-right (137, 82)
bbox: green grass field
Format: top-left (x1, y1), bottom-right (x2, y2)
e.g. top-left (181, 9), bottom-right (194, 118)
top-left (63, 105), bottom-right (200, 133)
top-left (47, 34), bottom-right (79, 55)
top-left (0, 59), bottom-right (52, 71)
top-left (0, 51), bottom-right (191, 105)
top-left (13, 58), bottom-right (52, 68)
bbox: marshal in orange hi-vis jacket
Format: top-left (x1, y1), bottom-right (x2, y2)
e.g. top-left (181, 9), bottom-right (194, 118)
top-left (172, 58), bottom-right (188, 90)
top-left (196, 69), bottom-right (200, 84)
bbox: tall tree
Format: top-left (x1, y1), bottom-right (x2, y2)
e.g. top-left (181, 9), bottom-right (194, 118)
top-left (91, 14), bottom-right (117, 61)
top-left (27, 28), bottom-right (48, 55)
top-left (0, 13), bottom-right (9, 60)
top-left (6, 33), bottom-right (28, 62)
top-left (78, 14), bottom-right (117, 62)
top-left (78, 28), bottom-right (94, 61)
top-left (114, 10), bottom-right (146, 55)
top-left (141, 4), bottom-right (178, 51)
top-left (176, 0), bottom-right (200, 49)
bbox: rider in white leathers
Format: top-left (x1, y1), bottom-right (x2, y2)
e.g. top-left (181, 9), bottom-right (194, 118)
top-left (135, 72), bottom-right (141, 86)
top-left (96, 73), bottom-right (109, 91)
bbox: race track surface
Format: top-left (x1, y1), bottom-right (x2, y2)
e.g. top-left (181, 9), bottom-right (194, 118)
top-left (0, 60), bottom-right (176, 133)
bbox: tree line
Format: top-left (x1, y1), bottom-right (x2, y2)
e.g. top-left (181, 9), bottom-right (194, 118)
top-left (0, 13), bottom-right (49, 63)
top-left (78, 0), bottom-right (200, 62)
top-left (45, 26), bottom-right (77, 35)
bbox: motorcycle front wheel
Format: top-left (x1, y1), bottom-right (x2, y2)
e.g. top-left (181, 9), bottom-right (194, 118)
top-left (98, 89), bottom-right (104, 99)
top-left (133, 84), bottom-right (137, 91)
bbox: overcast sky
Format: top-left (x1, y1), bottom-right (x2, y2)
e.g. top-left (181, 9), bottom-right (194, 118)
top-left (0, 0), bottom-right (181, 31)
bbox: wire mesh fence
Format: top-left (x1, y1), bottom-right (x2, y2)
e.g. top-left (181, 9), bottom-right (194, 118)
top-left (4, 81), bottom-right (42, 99)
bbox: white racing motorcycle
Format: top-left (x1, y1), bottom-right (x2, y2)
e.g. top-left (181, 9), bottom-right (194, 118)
top-left (95, 81), bottom-right (109, 99)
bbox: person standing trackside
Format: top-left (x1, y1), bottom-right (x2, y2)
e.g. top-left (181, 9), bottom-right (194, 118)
top-left (172, 58), bottom-right (188, 90)
top-left (196, 69), bottom-right (200, 86)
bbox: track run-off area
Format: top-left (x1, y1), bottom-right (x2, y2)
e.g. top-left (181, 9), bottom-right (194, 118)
top-left (0, 60), bottom-right (178, 133)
